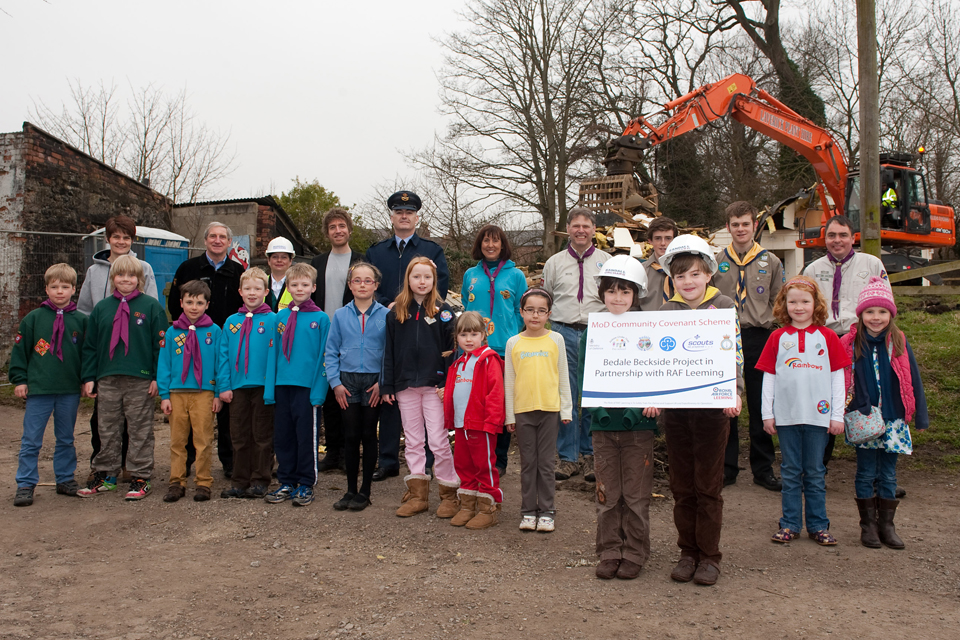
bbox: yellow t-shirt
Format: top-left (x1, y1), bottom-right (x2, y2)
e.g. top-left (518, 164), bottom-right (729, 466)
top-left (504, 331), bottom-right (573, 424)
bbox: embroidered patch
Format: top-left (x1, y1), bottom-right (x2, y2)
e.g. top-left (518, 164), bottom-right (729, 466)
top-left (439, 310), bottom-right (453, 322)
top-left (758, 269), bottom-right (767, 274)
top-left (205, 337), bottom-right (213, 345)
top-left (258, 321), bottom-right (264, 326)
top-left (229, 323), bottom-right (241, 333)
top-left (470, 278), bottom-right (478, 285)
top-left (310, 321), bottom-right (319, 329)
top-left (175, 334), bottom-right (187, 347)
top-left (782, 341), bottom-right (796, 351)
top-left (596, 261), bottom-right (603, 269)
top-left (175, 348), bottom-right (182, 355)
top-left (34, 339), bottom-right (49, 356)
top-left (817, 400), bottom-right (830, 414)
top-left (487, 320), bottom-right (495, 335)
top-left (257, 327), bottom-right (265, 334)
top-left (277, 322), bottom-right (285, 333)
top-left (136, 318), bottom-right (144, 325)
top-left (857, 271), bottom-right (868, 279)
top-left (159, 340), bottom-right (165, 348)
top-left (468, 293), bottom-right (475, 303)
top-left (268, 339), bottom-right (273, 347)
top-left (500, 290), bottom-right (511, 300)
top-left (756, 286), bottom-right (765, 294)
top-left (468, 285), bottom-right (474, 292)
top-left (14, 333), bottom-right (22, 343)
top-left (718, 262), bottom-right (730, 273)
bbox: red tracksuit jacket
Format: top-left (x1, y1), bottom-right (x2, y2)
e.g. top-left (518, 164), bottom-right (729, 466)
top-left (443, 346), bottom-right (506, 434)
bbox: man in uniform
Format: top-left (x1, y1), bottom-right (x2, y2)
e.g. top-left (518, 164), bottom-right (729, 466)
top-left (638, 216), bottom-right (678, 311)
top-left (713, 201), bottom-right (785, 491)
top-left (365, 191), bottom-right (449, 480)
top-left (541, 207), bottom-right (611, 481)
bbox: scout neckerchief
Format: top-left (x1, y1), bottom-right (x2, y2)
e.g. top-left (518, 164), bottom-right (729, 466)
top-left (481, 260), bottom-right (505, 317)
top-left (236, 303), bottom-right (273, 374)
top-left (40, 299), bottom-right (77, 361)
top-left (566, 243), bottom-right (596, 303)
top-left (282, 299), bottom-right (321, 361)
top-left (649, 262), bottom-right (673, 303)
top-left (109, 289), bottom-right (141, 359)
top-left (723, 242), bottom-right (765, 311)
top-left (172, 312), bottom-right (214, 384)
top-left (669, 285), bottom-right (721, 309)
top-left (829, 250), bottom-right (855, 319)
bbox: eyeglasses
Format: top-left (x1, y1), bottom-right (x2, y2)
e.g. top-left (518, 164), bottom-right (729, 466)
top-left (522, 308), bottom-right (549, 316)
top-left (350, 278), bottom-right (377, 286)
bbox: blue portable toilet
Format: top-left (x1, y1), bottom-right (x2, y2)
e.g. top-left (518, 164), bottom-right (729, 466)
top-left (83, 226), bottom-right (190, 310)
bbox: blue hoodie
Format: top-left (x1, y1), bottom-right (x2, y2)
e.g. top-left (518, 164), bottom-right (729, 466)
top-left (158, 324), bottom-right (223, 399)
top-left (265, 307), bottom-right (330, 406)
top-left (218, 309), bottom-right (278, 391)
top-left (461, 260), bottom-right (527, 356)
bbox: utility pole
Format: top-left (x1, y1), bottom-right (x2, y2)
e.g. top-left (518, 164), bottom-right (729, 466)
top-left (857, 0), bottom-right (881, 257)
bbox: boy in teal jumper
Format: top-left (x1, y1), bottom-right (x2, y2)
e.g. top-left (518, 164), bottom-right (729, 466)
top-left (12, 264), bottom-right (87, 507)
top-left (158, 280), bottom-right (223, 502)
top-left (264, 263), bottom-right (330, 507)
top-left (79, 255), bottom-right (167, 500)
top-left (218, 267), bottom-right (278, 500)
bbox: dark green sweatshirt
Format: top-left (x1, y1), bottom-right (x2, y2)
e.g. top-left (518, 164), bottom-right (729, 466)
top-left (578, 330), bottom-right (658, 432)
top-left (82, 294), bottom-right (168, 382)
top-left (9, 306), bottom-right (87, 395)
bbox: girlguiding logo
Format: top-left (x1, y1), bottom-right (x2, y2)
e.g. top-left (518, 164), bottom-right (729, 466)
top-left (659, 336), bottom-right (676, 351)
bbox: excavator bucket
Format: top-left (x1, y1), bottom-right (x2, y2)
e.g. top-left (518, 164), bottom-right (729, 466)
top-left (578, 174), bottom-right (659, 221)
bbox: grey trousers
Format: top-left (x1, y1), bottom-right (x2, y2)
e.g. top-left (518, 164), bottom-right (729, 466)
top-left (593, 430), bottom-right (655, 566)
top-left (94, 375), bottom-right (155, 479)
top-left (516, 410), bottom-right (559, 516)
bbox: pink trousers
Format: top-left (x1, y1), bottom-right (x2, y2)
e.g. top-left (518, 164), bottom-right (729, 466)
top-left (395, 387), bottom-right (457, 483)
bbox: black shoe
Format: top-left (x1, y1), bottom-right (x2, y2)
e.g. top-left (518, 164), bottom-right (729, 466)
top-left (14, 486), bottom-right (35, 507)
top-left (223, 467), bottom-right (233, 479)
top-left (723, 472), bottom-right (737, 487)
top-left (244, 484), bottom-right (268, 499)
top-left (496, 466), bottom-right (507, 478)
top-left (372, 466), bottom-right (399, 482)
top-left (348, 494), bottom-right (371, 511)
top-left (753, 473), bottom-right (782, 492)
top-left (333, 492), bottom-right (356, 511)
top-left (56, 480), bottom-right (80, 496)
top-left (220, 486), bottom-right (244, 499)
top-left (318, 455), bottom-right (342, 473)
top-left (895, 486), bottom-right (906, 499)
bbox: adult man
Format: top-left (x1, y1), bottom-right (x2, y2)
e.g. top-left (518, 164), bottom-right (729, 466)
top-left (169, 222), bottom-right (245, 477)
top-left (803, 215), bottom-right (888, 466)
top-left (712, 202), bottom-right (785, 491)
top-left (265, 236), bottom-right (295, 312)
top-left (365, 191), bottom-right (449, 480)
top-left (638, 216), bottom-right (678, 311)
top-left (541, 207), bottom-right (611, 480)
top-left (310, 208), bottom-right (362, 472)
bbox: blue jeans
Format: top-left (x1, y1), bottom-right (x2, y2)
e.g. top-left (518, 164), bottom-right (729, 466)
top-left (16, 393), bottom-right (80, 487)
top-left (855, 448), bottom-right (899, 500)
top-left (777, 424), bottom-right (829, 532)
top-left (552, 323), bottom-right (592, 461)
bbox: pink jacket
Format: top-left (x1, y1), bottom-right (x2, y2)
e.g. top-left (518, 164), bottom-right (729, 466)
top-left (840, 327), bottom-right (916, 422)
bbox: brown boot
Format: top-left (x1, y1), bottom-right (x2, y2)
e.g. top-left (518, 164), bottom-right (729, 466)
top-left (450, 490), bottom-right (478, 527)
top-left (465, 494), bottom-right (500, 530)
top-left (435, 481), bottom-right (461, 519)
top-left (163, 484), bottom-right (185, 503)
top-left (855, 497), bottom-right (882, 548)
top-left (396, 475), bottom-right (431, 517)
top-left (877, 498), bottom-right (905, 549)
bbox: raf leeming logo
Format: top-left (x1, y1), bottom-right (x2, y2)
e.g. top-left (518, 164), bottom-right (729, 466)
top-left (683, 335), bottom-right (714, 352)
top-left (720, 335), bottom-right (734, 350)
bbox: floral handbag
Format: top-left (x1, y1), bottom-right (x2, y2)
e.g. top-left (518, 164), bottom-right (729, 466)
top-left (843, 356), bottom-right (886, 444)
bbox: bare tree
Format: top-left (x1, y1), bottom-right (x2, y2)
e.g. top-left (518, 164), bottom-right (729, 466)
top-left (31, 79), bottom-right (125, 167)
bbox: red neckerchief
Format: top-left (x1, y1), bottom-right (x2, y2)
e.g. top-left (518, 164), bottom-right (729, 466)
top-left (236, 303), bottom-right (272, 374)
top-left (172, 313), bottom-right (214, 384)
top-left (40, 299), bottom-right (77, 361)
top-left (109, 289), bottom-right (141, 359)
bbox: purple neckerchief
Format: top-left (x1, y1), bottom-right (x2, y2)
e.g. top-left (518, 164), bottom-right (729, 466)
top-left (567, 243), bottom-right (596, 303)
top-left (282, 299), bottom-right (321, 361)
top-left (236, 303), bottom-right (273, 374)
top-left (109, 289), bottom-right (141, 359)
top-left (829, 250), bottom-right (855, 319)
top-left (40, 299), bottom-right (77, 361)
top-left (172, 313), bottom-right (214, 384)
top-left (481, 260), bottom-right (505, 316)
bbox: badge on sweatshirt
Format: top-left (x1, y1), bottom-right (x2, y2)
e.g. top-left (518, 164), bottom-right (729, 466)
top-left (468, 293), bottom-right (475, 303)
top-left (277, 322), bottom-right (285, 334)
top-left (205, 337), bottom-right (213, 345)
top-left (230, 323), bottom-right (241, 333)
top-left (718, 262), bottom-right (730, 273)
top-left (175, 348), bottom-right (182, 355)
top-left (34, 339), bottom-right (49, 356)
top-left (425, 316), bottom-right (437, 325)
top-left (14, 333), bottom-right (21, 343)
top-left (756, 286), bottom-right (764, 294)
top-left (159, 340), bottom-right (165, 348)
top-left (500, 290), bottom-right (511, 300)
top-left (71, 331), bottom-right (79, 343)
top-left (268, 339), bottom-right (274, 347)
top-left (782, 341), bottom-right (796, 351)
top-left (257, 327), bottom-right (265, 334)
top-left (817, 400), bottom-right (830, 414)
top-left (440, 310), bottom-right (453, 322)
top-left (310, 321), bottom-right (319, 329)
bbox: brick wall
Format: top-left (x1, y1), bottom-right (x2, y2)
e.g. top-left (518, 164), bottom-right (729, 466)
top-left (0, 133), bottom-right (25, 363)
top-left (256, 204), bottom-right (277, 257)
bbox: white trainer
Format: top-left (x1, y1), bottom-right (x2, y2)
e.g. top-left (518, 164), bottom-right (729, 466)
top-left (536, 515), bottom-right (555, 532)
top-left (519, 515), bottom-right (537, 531)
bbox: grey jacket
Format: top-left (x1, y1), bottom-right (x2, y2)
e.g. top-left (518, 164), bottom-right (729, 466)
top-left (77, 249), bottom-right (159, 315)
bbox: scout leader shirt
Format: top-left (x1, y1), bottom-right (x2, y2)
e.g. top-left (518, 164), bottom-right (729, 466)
top-left (802, 252), bottom-right (887, 336)
top-left (82, 294), bottom-right (167, 382)
top-left (755, 325), bottom-right (850, 428)
top-left (9, 306), bottom-right (87, 395)
top-left (712, 244), bottom-right (784, 329)
top-left (541, 245), bottom-right (611, 324)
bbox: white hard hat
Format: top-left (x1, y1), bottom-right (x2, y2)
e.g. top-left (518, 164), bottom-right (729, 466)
top-left (595, 255), bottom-right (647, 296)
top-left (266, 237), bottom-right (295, 255)
top-left (660, 234), bottom-right (719, 277)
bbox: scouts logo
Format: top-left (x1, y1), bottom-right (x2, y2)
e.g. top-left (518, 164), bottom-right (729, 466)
top-left (637, 336), bottom-right (652, 351)
top-left (718, 262), bottom-right (730, 273)
top-left (34, 338), bottom-right (50, 356)
top-left (205, 336), bottom-right (213, 345)
top-left (310, 321), bottom-right (319, 329)
top-left (500, 290), bottom-right (511, 300)
top-left (440, 310), bottom-right (453, 322)
top-left (720, 335), bottom-right (734, 351)
top-left (257, 327), bottom-right (265, 334)
top-left (756, 286), bottom-right (765, 294)
top-left (817, 400), bottom-right (830, 414)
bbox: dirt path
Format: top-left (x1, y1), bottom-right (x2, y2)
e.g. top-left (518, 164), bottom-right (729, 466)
top-left (1, 404), bottom-right (958, 640)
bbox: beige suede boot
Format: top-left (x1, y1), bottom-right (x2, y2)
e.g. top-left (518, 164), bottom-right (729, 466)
top-left (465, 494), bottom-right (499, 530)
top-left (395, 475), bottom-right (430, 517)
top-left (450, 490), bottom-right (478, 527)
top-left (435, 480), bottom-right (461, 518)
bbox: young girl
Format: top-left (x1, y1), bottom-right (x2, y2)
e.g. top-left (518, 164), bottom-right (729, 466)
top-left (756, 276), bottom-right (850, 545)
top-left (842, 277), bottom-right (927, 549)
top-left (504, 288), bottom-right (572, 533)
top-left (443, 311), bottom-right (506, 529)
top-left (381, 257), bottom-right (459, 518)
top-left (326, 263), bottom-right (390, 512)
top-left (576, 256), bottom-right (658, 580)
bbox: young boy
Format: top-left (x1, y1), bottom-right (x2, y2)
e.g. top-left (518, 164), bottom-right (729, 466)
top-left (657, 235), bottom-right (743, 587)
top-left (443, 311), bottom-right (506, 530)
top-left (264, 263), bottom-right (330, 507)
top-left (11, 264), bottom-right (87, 506)
top-left (218, 267), bottom-right (277, 500)
top-left (158, 280), bottom-right (222, 502)
top-left (576, 256), bottom-right (659, 580)
top-left (79, 255), bottom-right (167, 500)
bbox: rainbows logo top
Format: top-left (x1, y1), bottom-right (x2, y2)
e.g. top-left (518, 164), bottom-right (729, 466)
top-left (784, 357), bottom-right (801, 367)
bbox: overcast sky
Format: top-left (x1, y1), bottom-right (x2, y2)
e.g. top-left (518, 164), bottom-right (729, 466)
top-left (2, 0), bottom-right (466, 208)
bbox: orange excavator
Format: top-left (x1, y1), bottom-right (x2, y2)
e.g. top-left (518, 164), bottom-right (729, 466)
top-left (581, 73), bottom-right (956, 249)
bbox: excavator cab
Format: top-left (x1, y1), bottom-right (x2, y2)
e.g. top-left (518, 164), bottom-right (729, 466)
top-left (844, 153), bottom-right (933, 240)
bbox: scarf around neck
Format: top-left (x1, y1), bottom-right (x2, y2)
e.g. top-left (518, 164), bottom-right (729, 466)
top-left (236, 303), bottom-right (273, 374)
top-left (172, 313), bottom-right (214, 384)
top-left (282, 299), bottom-right (321, 361)
top-left (109, 289), bottom-right (141, 359)
top-left (40, 299), bottom-right (77, 361)
top-left (829, 250), bottom-right (855, 319)
top-left (649, 261), bottom-right (673, 303)
top-left (724, 242), bottom-right (765, 311)
top-left (481, 260), bottom-right (505, 316)
top-left (567, 243), bottom-right (596, 303)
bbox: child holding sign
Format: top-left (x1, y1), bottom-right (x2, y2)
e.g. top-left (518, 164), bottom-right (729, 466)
top-left (657, 235), bottom-right (743, 587)
top-left (577, 256), bottom-right (659, 580)
top-left (757, 276), bottom-right (849, 546)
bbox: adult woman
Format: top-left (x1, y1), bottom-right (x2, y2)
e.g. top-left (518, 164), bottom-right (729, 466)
top-left (461, 225), bottom-right (528, 474)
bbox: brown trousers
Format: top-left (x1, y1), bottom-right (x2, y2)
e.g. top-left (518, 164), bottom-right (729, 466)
top-left (663, 408), bottom-right (728, 566)
top-left (593, 430), bottom-right (655, 566)
top-left (516, 410), bottom-right (559, 516)
top-left (169, 391), bottom-right (215, 487)
top-left (94, 375), bottom-right (155, 479)
top-left (229, 387), bottom-right (275, 488)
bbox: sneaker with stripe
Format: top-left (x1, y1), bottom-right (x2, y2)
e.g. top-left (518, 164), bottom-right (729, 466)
top-left (291, 485), bottom-right (314, 507)
top-left (265, 483), bottom-right (295, 504)
top-left (78, 472), bottom-right (117, 497)
top-left (124, 478), bottom-right (152, 501)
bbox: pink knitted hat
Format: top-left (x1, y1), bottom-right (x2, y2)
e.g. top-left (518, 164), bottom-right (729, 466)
top-left (856, 276), bottom-right (897, 317)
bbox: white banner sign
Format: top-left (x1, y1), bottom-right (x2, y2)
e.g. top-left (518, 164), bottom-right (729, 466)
top-left (581, 309), bottom-right (738, 408)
